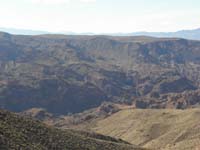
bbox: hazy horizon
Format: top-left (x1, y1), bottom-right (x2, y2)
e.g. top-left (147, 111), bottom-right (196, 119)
top-left (0, 26), bottom-right (200, 35)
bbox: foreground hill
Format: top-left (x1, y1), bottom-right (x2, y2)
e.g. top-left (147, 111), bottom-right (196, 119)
top-left (1, 32), bottom-right (200, 114)
top-left (51, 107), bottom-right (200, 150)
top-left (0, 109), bottom-right (142, 150)
top-left (90, 109), bottom-right (200, 150)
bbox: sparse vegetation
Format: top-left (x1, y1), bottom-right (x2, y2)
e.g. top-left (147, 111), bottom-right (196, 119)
top-left (0, 109), bottom-right (143, 150)
top-left (21, 106), bottom-right (200, 149)
top-left (79, 108), bottom-right (200, 150)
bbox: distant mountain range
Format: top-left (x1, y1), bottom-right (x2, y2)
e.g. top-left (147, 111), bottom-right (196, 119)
top-left (107, 28), bottom-right (200, 40)
top-left (0, 27), bottom-right (49, 35)
top-left (1, 27), bottom-right (200, 40)
top-left (132, 28), bottom-right (200, 40)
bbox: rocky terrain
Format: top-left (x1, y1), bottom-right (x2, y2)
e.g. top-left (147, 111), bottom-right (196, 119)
top-left (0, 109), bottom-right (143, 150)
top-left (1, 32), bottom-right (200, 114)
top-left (19, 102), bottom-right (124, 128)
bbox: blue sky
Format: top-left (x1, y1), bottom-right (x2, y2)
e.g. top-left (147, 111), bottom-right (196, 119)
top-left (0, 0), bottom-right (199, 33)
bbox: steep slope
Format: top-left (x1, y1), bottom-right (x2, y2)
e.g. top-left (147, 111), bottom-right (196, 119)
top-left (53, 108), bottom-right (200, 150)
top-left (1, 32), bottom-right (200, 114)
top-left (0, 109), bottom-right (142, 150)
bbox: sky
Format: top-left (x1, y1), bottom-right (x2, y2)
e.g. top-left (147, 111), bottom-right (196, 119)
top-left (0, 0), bottom-right (199, 33)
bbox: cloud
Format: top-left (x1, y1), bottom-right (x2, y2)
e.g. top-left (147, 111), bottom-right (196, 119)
top-left (29, 0), bottom-right (70, 5)
top-left (79, 0), bottom-right (96, 3)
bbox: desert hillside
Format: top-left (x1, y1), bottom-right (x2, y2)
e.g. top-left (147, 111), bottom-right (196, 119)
top-left (91, 108), bottom-right (200, 150)
top-left (1, 0), bottom-right (200, 149)
top-left (50, 107), bottom-right (200, 150)
top-left (0, 109), bottom-right (143, 150)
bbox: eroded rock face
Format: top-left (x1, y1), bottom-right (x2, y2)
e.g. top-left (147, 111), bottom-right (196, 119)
top-left (0, 32), bottom-right (200, 114)
top-left (134, 90), bottom-right (200, 109)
